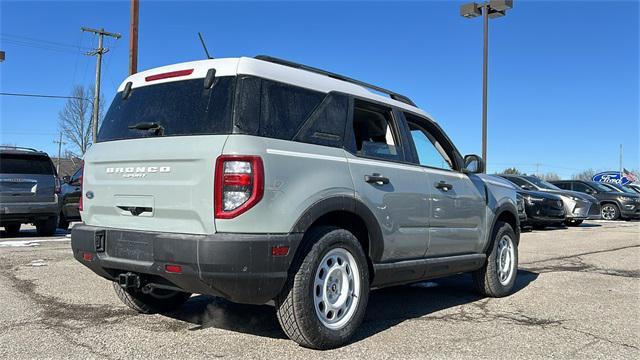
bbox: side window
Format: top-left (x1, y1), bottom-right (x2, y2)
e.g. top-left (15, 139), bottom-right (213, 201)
top-left (507, 177), bottom-right (531, 189)
top-left (555, 182), bottom-right (572, 190)
top-left (403, 113), bottom-right (454, 170)
top-left (572, 182), bottom-right (590, 193)
top-left (351, 99), bottom-right (402, 161)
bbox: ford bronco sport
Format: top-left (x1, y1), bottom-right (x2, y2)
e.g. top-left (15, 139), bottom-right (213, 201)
top-left (71, 56), bottom-right (520, 349)
top-left (1, 146), bottom-right (60, 236)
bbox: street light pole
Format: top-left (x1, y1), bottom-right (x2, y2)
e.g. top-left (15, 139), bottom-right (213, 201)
top-left (460, 0), bottom-right (513, 172)
top-left (482, 6), bottom-right (489, 166)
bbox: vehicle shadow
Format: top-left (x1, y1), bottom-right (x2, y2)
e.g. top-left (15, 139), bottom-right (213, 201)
top-left (576, 223), bottom-right (602, 228)
top-left (163, 270), bottom-right (539, 342)
top-left (0, 228), bottom-right (69, 239)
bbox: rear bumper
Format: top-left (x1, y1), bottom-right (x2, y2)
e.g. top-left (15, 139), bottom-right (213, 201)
top-left (0, 200), bottom-right (59, 224)
top-left (71, 224), bottom-right (302, 305)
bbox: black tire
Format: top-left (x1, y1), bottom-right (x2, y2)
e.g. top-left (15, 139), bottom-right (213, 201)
top-left (4, 224), bottom-right (21, 236)
top-left (275, 226), bottom-right (370, 350)
top-left (112, 282), bottom-right (192, 314)
top-left (58, 213), bottom-right (70, 230)
top-left (35, 215), bottom-right (58, 236)
top-left (472, 221), bottom-right (518, 298)
top-left (564, 219), bottom-right (583, 227)
top-left (601, 203), bottom-right (620, 221)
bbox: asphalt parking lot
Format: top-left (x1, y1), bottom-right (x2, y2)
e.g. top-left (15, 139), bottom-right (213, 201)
top-left (0, 221), bottom-right (638, 359)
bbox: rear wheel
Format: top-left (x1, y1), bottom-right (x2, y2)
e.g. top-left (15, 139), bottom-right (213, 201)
top-left (276, 226), bottom-right (369, 350)
top-left (601, 204), bottom-right (620, 221)
top-left (473, 221), bottom-right (518, 297)
top-left (35, 215), bottom-right (58, 236)
top-left (112, 282), bottom-right (192, 314)
top-left (3, 224), bottom-right (21, 236)
top-left (564, 219), bottom-right (583, 226)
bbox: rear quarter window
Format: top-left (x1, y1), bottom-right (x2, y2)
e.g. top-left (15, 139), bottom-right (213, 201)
top-left (234, 76), bottom-right (347, 148)
top-left (0, 154), bottom-right (55, 175)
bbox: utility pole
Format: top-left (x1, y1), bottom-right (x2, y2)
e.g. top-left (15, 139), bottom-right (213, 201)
top-left (53, 132), bottom-right (66, 174)
top-left (129, 0), bottom-right (139, 75)
top-left (82, 27), bottom-right (121, 144)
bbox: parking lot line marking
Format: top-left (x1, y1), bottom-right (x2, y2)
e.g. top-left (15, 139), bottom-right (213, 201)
top-left (0, 238), bottom-right (70, 247)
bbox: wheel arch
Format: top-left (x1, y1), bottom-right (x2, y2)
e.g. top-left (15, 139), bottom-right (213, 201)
top-left (485, 203), bottom-right (520, 253)
top-left (291, 196), bottom-right (384, 267)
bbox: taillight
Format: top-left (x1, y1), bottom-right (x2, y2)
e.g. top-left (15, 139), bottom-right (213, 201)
top-left (214, 155), bottom-right (264, 219)
top-left (54, 177), bottom-right (61, 194)
top-left (78, 161), bottom-right (85, 211)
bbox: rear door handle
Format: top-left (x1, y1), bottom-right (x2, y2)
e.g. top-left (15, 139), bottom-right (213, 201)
top-left (365, 174), bottom-right (389, 185)
top-left (435, 181), bottom-right (453, 191)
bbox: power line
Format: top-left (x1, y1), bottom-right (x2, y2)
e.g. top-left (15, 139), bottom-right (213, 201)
top-left (0, 92), bottom-right (90, 101)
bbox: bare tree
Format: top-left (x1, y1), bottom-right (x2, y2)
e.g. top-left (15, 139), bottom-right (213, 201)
top-left (500, 167), bottom-right (522, 175)
top-left (540, 172), bottom-right (561, 181)
top-left (58, 86), bottom-right (103, 156)
top-left (572, 168), bottom-right (597, 181)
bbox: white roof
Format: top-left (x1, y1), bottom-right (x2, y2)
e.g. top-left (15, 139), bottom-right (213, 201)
top-left (117, 57), bottom-right (432, 119)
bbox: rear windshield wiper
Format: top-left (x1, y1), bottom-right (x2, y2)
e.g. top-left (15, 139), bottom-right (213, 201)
top-left (128, 122), bottom-right (165, 136)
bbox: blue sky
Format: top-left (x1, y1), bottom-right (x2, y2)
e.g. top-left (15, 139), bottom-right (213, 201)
top-left (1, 0), bottom-right (638, 178)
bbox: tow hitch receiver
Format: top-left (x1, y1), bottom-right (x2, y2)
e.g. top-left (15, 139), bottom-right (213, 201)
top-left (118, 272), bottom-right (141, 289)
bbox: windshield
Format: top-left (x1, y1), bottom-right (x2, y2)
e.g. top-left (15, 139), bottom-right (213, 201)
top-left (98, 77), bottom-right (235, 142)
top-left (601, 183), bottom-right (623, 192)
top-left (608, 183), bottom-right (638, 194)
top-left (524, 176), bottom-right (561, 190)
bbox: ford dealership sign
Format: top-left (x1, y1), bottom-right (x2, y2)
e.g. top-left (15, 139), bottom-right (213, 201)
top-left (592, 171), bottom-right (631, 185)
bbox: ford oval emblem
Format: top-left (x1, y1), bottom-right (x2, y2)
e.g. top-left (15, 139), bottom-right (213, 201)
top-left (86, 191), bottom-right (94, 199)
top-left (592, 171), bottom-right (633, 185)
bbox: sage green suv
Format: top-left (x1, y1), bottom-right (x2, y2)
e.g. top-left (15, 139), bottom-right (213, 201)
top-left (71, 56), bottom-right (520, 349)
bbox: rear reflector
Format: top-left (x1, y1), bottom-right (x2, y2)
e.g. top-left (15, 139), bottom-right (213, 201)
top-left (145, 69), bottom-right (194, 82)
top-left (165, 264), bottom-right (183, 274)
top-left (271, 246), bottom-right (290, 257)
top-left (82, 252), bottom-right (93, 261)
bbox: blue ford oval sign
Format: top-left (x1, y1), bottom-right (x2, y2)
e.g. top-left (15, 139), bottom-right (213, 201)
top-left (592, 171), bottom-right (631, 185)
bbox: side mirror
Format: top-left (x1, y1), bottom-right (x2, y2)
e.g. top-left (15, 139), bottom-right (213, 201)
top-left (62, 176), bottom-right (71, 184)
top-left (463, 154), bottom-right (485, 174)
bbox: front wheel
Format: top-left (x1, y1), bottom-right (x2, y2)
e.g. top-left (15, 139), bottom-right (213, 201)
top-left (276, 226), bottom-right (369, 350)
top-left (112, 282), bottom-right (191, 314)
top-left (473, 221), bottom-right (518, 297)
top-left (58, 213), bottom-right (70, 230)
top-left (601, 204), bottom-right (620, 221)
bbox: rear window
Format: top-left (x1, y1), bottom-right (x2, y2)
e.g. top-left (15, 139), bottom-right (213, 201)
top-left (98, 77), bottom-right (235, 142)
top-left (0, 154), bottom-right (55, 175)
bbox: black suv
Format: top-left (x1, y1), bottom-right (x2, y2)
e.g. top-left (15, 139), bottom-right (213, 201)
top-left (552, 180), bottom-right (640, 220)
top-left (0, 146), bottom-right (60, 236)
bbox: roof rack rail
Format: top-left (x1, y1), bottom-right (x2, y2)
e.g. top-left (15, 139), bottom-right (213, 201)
top-left (254, 55), bottom-right (417, 107)
top-left (0, 145), bottom-right (41, 152)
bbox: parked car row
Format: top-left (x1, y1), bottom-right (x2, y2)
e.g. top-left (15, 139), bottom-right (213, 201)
top-left (552, 180), bottom-right (640, 220)
top-left (0, 146), bottom-right (82, 236)
top-left (497, 175), bottom-right (601, 229)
